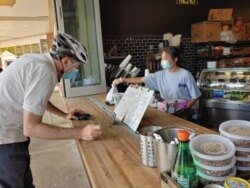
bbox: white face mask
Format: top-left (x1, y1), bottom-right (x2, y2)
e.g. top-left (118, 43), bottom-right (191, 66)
top-left (161, 60), bottom-right (172, 69)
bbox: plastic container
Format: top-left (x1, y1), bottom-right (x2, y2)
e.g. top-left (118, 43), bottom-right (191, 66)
top-left (224, 136), bottom-right (250, 148)
top-left (193, 157), bottom-right (236, 176)
top-left (207, 61), bottom-right (217, 68)
top-left (235, 147), bottom-right (250, 157)
top-left (236, 156), bottom-right (250, 167)
top-left (236, 166), bottom-right (250, 171)
top-left (190, 134), bottom-right (235, 167)
top-left (219, 120), bottom-right (250, 148)
top-left (204, 184), bottom-right (223, 188)
top-left (197, 167), bottom-right (236, 186)
top-left (193, 155), bottom-right (234, 167)
top-left (224, 177), bottom-right (250, 188)
top-left (112, 92), bottom-right (124, 107)
top-left (156, 99), bottom-right (188, 114)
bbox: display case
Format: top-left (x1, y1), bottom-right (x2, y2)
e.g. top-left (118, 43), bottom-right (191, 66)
top-left (197, 67), bottom-right (250, 129)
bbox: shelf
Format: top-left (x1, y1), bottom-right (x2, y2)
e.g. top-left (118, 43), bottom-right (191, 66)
top-left (192, 40), bottom-right (250, 47)
top-left (197, 54), bottom-right (250, 61)
top-left (193, 41), bottom-right (250, 73)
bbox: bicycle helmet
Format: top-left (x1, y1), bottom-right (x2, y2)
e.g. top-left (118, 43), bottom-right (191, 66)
top-left (50, 32), bottom-right (88, 64)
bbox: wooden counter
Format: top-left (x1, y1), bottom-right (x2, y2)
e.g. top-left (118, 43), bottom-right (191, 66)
top-left (62, 93), bottom-right (217, 188)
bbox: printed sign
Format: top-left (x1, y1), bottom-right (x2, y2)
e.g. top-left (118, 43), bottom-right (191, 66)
top-left (114, 85), bottom-right (154, 131)
top-left (176, 0), bottom-right (198, 5)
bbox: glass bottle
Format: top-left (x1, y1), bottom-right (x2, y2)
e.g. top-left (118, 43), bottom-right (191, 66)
top-left (172, 130), bottom-right (198, 188)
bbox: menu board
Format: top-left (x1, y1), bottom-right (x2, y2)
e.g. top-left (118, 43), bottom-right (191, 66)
top-left (114, 85), bottom-right (154, 131)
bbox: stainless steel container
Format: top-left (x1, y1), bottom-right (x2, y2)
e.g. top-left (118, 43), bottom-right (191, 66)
top-left (154, 127), bottom-right (196, 172)
top-left (138, 125), bottom-right (163, 167)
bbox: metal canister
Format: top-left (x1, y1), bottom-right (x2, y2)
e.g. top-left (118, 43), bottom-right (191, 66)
top-left (154, 127), bottom-right (196, 172)
top-left (137, 125), bottom-right (163, 167)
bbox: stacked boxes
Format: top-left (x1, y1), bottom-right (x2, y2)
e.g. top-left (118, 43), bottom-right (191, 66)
top-left (208, 9), bottom-right (233, 22)
top-left (191, 9), bottom-right (233, 43)
top-left (246, 21), bottom-right (250, 40)
top-left (191, 22), bottom-right (221, 43)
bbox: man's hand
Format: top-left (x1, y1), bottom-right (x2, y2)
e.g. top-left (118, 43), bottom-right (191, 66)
top-left (112, 77), bottom-right (124, 86)
top-left (65, 108), bottom-right (87, 120)
top-left (80, 124), bottom-right (102, 140)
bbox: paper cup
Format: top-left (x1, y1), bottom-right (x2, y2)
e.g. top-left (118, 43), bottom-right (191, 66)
top-left (144, 69), bottom-right (150, 77)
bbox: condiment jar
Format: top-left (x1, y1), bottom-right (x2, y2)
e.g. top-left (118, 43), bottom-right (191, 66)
top-left (224, 177), bottom-right (250, 188)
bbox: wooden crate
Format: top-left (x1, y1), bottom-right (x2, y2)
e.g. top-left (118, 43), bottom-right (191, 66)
top-left (161, 171), bottom-right (181, 188)
top-left (191, 21), bottom-right (221, 43)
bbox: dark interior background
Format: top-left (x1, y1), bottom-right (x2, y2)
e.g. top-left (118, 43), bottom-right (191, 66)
top-left (100, 0), bottom-right (250, 37)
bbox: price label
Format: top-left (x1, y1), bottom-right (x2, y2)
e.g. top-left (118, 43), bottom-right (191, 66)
top-left (213, 90), bottom-right (224, 99)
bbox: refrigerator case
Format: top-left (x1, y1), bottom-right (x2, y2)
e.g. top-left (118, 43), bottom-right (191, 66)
top-left (197, 67), bottom-right (250, 129)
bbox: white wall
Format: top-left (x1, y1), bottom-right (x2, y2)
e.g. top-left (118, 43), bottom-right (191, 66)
top-left (0, 0), bottom-right (55, 43)
top-left (0, 0), bottom-right (49, 17)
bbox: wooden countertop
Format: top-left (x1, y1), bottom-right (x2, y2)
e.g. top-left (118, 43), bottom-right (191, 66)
top-left (62, 93), bottom-right (217, 188)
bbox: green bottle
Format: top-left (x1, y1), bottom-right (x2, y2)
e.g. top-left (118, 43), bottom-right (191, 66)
top-left (171, 130), bottom-right (198, 188)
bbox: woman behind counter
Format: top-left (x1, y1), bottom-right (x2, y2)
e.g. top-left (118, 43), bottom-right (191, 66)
top-left (113, 47), bottom-right (201, 111)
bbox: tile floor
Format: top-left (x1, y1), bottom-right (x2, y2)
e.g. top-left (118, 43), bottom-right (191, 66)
top-left (29, 91), bottom-right (90, 188)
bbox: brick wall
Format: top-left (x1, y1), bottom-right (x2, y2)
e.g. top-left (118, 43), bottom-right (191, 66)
top-left (103, 35), bottom-right (207, 77)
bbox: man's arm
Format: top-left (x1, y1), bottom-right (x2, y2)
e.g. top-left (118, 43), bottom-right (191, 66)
top-left (46, 101), bottom-right (67, 119)
top-left (46, 101), bottom-right (87, 120)
top-left (23, 110), bottom-right (101, 140)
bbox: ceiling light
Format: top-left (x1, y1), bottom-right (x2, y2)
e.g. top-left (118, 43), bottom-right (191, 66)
top-left (0, 0), bottom-right (16, 6)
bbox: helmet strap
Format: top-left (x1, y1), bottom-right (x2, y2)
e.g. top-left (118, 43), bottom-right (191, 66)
top-left (58, 55), bottom-right (78, 75)
top-left (57, 55), bottom-right (65, 75)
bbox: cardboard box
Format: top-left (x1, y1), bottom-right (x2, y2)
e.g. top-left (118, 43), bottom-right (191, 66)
top-left (208, 8), bottom-right (233, 22)
top-left (246, 21), bottom-right (250, 40)
top-left (157, 99), bottom-right (188, 114)
top-left (191, 21), bottom-right (221, 43)
top-left (221, 20), bottom-right (234, 31)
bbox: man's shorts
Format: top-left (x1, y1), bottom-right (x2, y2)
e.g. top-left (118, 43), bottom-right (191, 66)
top-left (0, 140), bottom-right (34, 188)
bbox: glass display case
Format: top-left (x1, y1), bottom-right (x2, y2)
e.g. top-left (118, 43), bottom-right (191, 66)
top-left (197, 67), bottom-right (250, 129)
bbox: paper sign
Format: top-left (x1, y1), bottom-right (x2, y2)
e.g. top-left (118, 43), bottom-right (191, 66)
top-left (114, 85), bottom-right (154, 131)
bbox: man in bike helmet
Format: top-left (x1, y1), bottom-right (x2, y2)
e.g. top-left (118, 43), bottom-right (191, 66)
top-left (50, 32), bottom-right (88, 81)
top-left (0, 32), bottom-right (101, 188)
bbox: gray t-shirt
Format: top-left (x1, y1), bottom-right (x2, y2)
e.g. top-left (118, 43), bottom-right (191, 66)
top-left (144, 68), bottom-right (201, 100)
top-left (0, 53), bottom-right (57, 144)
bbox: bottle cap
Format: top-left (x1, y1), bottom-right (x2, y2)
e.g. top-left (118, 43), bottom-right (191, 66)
top-left (178, 130), bottom-right (189, 141)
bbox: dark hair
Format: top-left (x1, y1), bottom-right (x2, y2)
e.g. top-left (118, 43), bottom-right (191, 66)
top-left (162, 47), bottom-right (180, 59)
top-left (161, 47), bottom-right (181, 66)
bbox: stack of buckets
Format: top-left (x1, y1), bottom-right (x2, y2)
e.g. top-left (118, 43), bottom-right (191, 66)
top-left (219, 120), bottom-right (250, 172)
top-left (189, 134), bottom-right (236, 186)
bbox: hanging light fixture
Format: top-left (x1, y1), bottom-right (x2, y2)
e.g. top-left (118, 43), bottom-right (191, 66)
top-left (0, 0), bottom-right (16, 6)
